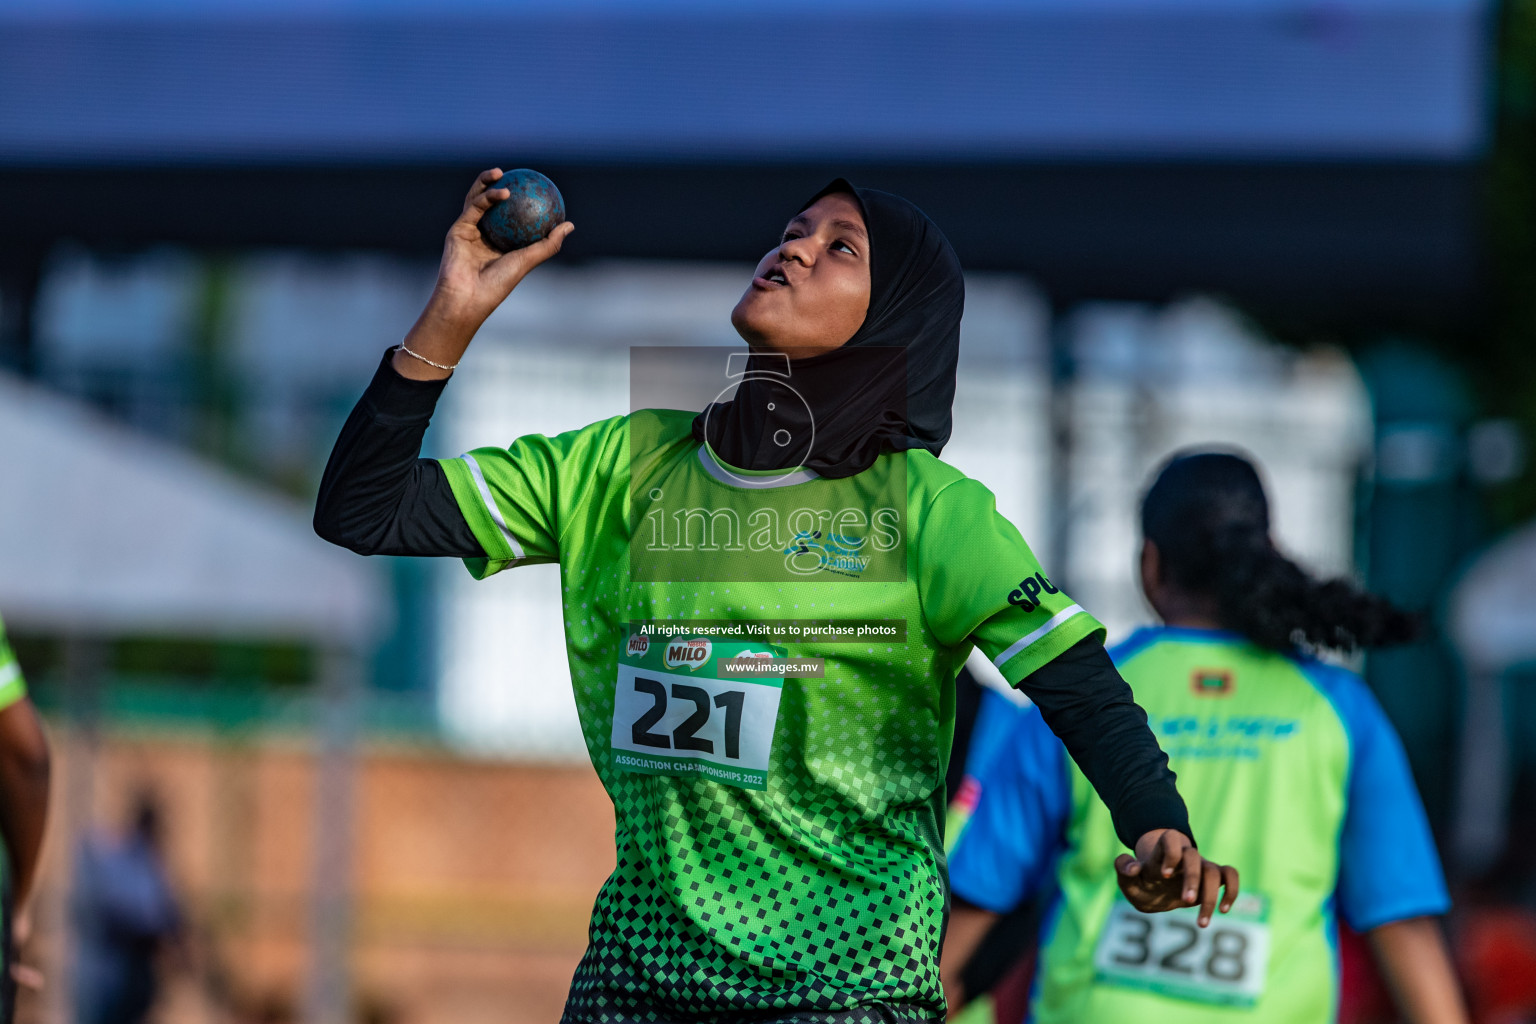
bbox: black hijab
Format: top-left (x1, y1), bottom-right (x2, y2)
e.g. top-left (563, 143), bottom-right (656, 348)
top-left (691, 179), bottom-right (964, 479)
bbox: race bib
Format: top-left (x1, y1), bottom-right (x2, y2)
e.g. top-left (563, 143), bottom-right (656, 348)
top-left (611, 629), bottom-right (787, 790)
top-left (1093, 892), bottom-right (1271, 1007)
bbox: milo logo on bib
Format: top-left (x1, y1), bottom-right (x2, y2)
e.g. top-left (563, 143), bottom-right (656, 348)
top-left (612, 626), bottom-right (787, 790)
top-left (664, 638), bottom-right (711, 670)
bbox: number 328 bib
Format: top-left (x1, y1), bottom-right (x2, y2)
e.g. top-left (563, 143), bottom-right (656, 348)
top-left (611, 628), bottom-right (787, 790)
top-left (1093, 892), bottom-right (1271, 1008)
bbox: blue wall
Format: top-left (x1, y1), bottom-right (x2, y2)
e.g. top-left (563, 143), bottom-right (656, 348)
top-left (0, 0), bottom-right (1490, 164)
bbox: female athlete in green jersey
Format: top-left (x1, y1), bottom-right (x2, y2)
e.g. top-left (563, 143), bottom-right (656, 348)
top-left (316, 171), bottom-right (1237, 1023)
top-left (942, 452), bottom-right (1466, 1024)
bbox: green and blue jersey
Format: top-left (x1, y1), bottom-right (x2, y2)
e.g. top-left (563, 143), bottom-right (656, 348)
top-left (948, 626), bottom-right (1449, 1024)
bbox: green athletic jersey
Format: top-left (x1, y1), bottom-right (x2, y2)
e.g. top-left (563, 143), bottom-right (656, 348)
top-left (0, 616), bottom-right (24, 715)
top-left (439, 408), bottom-right (1103, 1023)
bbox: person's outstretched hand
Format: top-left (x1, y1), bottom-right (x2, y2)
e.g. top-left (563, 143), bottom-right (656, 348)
top-left (395, 167), bottom-right (575, 380)
top-left (431, 167), bottom-right (575, 326)
top-left (1116, 828), bottom-right (1239, 927)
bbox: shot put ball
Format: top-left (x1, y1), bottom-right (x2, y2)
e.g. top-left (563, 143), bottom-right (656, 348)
top-left (478, 169), bottom-right (566, 253)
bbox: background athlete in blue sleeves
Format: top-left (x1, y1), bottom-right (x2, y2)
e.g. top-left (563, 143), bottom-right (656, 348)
top-left (940, 451), bottom-right (1467, 1024)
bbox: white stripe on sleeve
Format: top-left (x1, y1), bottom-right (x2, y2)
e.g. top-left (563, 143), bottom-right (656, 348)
top-left (459, 453), bottom-right (526, 560)
top-left (0, 662), bottom-right (19, 689)
top-left (992, 603), bottom-right (1085, 670)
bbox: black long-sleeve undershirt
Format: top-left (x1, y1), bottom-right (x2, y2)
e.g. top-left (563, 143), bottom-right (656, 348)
top-left (314, 350), bottom-right (480, 557)
top-left (1013, 638), bottom-right (1191, 848)
top-left (315, 349), bottom-right (1192, 849)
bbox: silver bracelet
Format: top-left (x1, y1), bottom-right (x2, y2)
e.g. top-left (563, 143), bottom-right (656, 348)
top-left (395, 342), bottom-right (459, 372)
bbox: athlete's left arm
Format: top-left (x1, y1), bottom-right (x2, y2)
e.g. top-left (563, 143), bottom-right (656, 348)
top-left (1369, 917), bottom-right (1468, 1024)
top-left (1022, 641), bottom-right (1237, 924)
top-left (917, 479), bottom-right (1191, 849)
top-left (939, 899), bottom-right (999, 1018)
top-left (918, 477), bottom-right (1235, 922)
top-left (0, 698), bottom-right (49, 913)
top-left (1325, 667), bottom-right (1462, 1020)
top-left (1019, 639), bottom-right (1188, 851)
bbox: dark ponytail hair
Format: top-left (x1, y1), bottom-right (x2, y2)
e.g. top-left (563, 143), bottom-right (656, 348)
top-left (1141, 451), bottom-right (1418, 653)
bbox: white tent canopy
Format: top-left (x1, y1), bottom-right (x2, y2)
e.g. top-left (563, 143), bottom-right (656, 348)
top-left (0, 371), bottom-right (387, 647)
top-left (1448, 522), bottom-right (1536, 873)
top-left (1450, 522), bottom-right (1536, 676)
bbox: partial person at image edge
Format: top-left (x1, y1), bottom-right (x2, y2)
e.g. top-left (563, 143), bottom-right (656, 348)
top-left (0, 614), bottom-right (52, 1023)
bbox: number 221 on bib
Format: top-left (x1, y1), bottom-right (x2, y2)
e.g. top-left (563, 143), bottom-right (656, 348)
top-left (610, 632), bottom-right (785, 791)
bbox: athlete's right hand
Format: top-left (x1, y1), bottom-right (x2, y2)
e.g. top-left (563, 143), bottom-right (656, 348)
top-left (396, 168), bottom-right (575, 379)
top-left (431, 167), bottom-right (575, 324)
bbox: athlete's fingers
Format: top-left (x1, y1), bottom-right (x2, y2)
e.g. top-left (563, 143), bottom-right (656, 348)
top-left (482, 221), bottom-right (575, 293)
top-left (464, 168), bottom-right (505, 208)
top-left (1157, 832), bottom-right (1185, 879)
top-left (12, 906), bottom-right (31, 946)
top-left (459, 170), bottom-right (511, 225)
top-left (461, 187), bottom-right (513, 229)
top-left (497, 220), bottom-right (574, 271)
top-left (529, 219), bottom-right (575, 258)
top-left (1180, 847), bottom-right (1202, 904)
top-left (1197, 861), bottom-right (1222, 926)
top-left (1219, 864), bottom-right (1241, 912)
top-left (1114, 853), bottom-right (1140, 878)
top-left (463, 187), bottom-right (511, 227)
top-left (471, 186), bottom-right (511, 209)
top-left (10, 961), bottom-right (43, 990)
